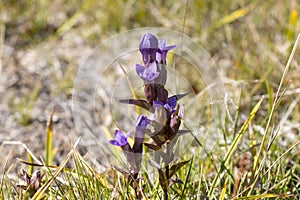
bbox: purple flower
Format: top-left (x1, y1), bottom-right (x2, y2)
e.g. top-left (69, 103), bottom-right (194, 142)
top-left (153, 96), bottom-right (177, 113)
top-left (133, 115), bottom-right (148, 154)
top-left (164, 96), bottom-right (177, 112)
top-left (136, 115), bottom-right (148, 128)
top-left (157, 40), bottom-right (176, 64)
top-left (109, 130), bottom-right (129, 147)
top-left (139, 33), bottom-right (159, 65)
top-left (136, 62), bottom-right (160, 82)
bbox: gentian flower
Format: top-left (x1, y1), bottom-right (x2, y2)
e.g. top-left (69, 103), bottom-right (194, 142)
top-left (136, 62), bottom-right (160, 82)
top-left (133, 115), bottom-right (148, 171)
top-left (139, 33), bottom-right (159, 65)
top-left (153, 96), bottom-right (177, 113)
top-left (109, 130), bottom-right (129, 147)
top-left (157, 40), bottom-right (176, 64)
top-left (136, 115), bottom-right (148, 129)
top-left (134, 115), bottom-right (148, 140)
top-left (133, 115), bottom-right (148, 151)
top-left (164, 96), bottom-right (177, 113)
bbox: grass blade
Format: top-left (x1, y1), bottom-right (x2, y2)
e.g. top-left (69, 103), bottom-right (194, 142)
top-left (249, 33), bottom-right (300, 195)
top-left (208, 96), bottom-right (264, 197)
top-left (31, 138), bottom-right (80, 200)
top-left (45, 112), bottom-right (54, 166)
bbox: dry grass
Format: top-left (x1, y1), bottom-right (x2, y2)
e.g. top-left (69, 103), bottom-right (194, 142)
top-left (1, 0), bottom-right (300, 199)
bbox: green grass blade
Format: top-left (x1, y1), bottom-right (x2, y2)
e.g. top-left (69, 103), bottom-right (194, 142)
top-left (32, 138), bottom-right (80, 200)
top-left (248, 34), bottom-right (300, 196)
top-left (208, 96), bottom-right (264, 197)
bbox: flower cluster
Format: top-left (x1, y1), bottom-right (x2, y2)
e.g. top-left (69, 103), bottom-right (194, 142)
top-left (136, 33), bottom-right (176, 104)
top-left (110, 33), bottom-right (189, 198)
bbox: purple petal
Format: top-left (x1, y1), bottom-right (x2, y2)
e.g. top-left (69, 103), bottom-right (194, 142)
top-left (136, 64), bottom-right (145, 76)
top-left (145, 62), bottom-right (159, 81)
top-left (156, 40), bottom-right (165, 63)
top-left (157, 40), bottom-right (176, 64)
top-left (156, 52), bottom-right (162, 63)
top-left (109, 140), bottom-right (121, 146)
top-left (159, 40), bottom-right (176, 51)
top-left (109, 130), bottom-right (128, 146)
top-left (139, 33), bottom-right (158, 50)
top-left (158, 40), bottom-right (166, 49)
top-left (163, 45), bottom-right (176, 51)
top-left (139, 33), bottom-right (159, 64)
top-left (136, 115), bottom-right (148, 128)
top-left (141, 49), bottom-right (150, 64)
top-left (137, 62), bottom-right (159, 82)
top-left (166, 96), bottom-right (177, 110)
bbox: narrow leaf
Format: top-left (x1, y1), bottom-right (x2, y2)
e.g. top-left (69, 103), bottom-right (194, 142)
top-left (45, 112), bottom-right (53, 166)
top-left (213, 3), bottom-right (254, 29)
top-left (113, 165), bottom-right (129, 175)
top-left (172, 92), bottom-right (189, 100)
top-left (143, 143), bottom-right (161, 151)
top-left (235, 193), bottom-right (290, 200)
top-left (158, 168), bottom-right (168, 193)
top-left (209, 96), bottom-right (264, 197)
top-left (119, 99), bottom-right (151, 112)
top-left (219, 177), bottom-right (228, 200)
top-left (169, 160), bottom-right (191, 178)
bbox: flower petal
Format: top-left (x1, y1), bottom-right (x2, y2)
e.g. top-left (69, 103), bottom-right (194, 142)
top-left (157, 40), bottom-right (176, 64)
top-left (109, 130), bottom-right (128, 146)
top-left (136, 64), bottom-right (145, 76)
top-left (136, 62), bottom-right (159, 82)
top-left (109, 140), bottom-right (120, 146)
top-left (163, 45), bottom-right (176, 51)
top-left (166, 96), bottom-right (177, 110)
top-left (136, 115), bottom-right (148, 128)
top-left (144, 62), bottom-right (159, 81)
top-left (139, 33), bottom-right (159, 65)
top-left (139, 33), bottom-right (158, 50)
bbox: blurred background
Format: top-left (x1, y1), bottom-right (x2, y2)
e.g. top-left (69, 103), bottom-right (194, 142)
top-left (1, 0), bottom-right (300, 175)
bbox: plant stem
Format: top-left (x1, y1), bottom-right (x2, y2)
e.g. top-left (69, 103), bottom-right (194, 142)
top-left (164, 165), bottom-right (169, 200)
top-left (164, 142), bottom-right (171, 200)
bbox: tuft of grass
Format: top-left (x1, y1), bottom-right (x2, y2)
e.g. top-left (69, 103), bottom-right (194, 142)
top-left (2, 1), bottom-right (300, 199)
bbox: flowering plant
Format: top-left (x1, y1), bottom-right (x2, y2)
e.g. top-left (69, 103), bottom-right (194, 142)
top-left (110, 33), bottom-right (190, 199)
